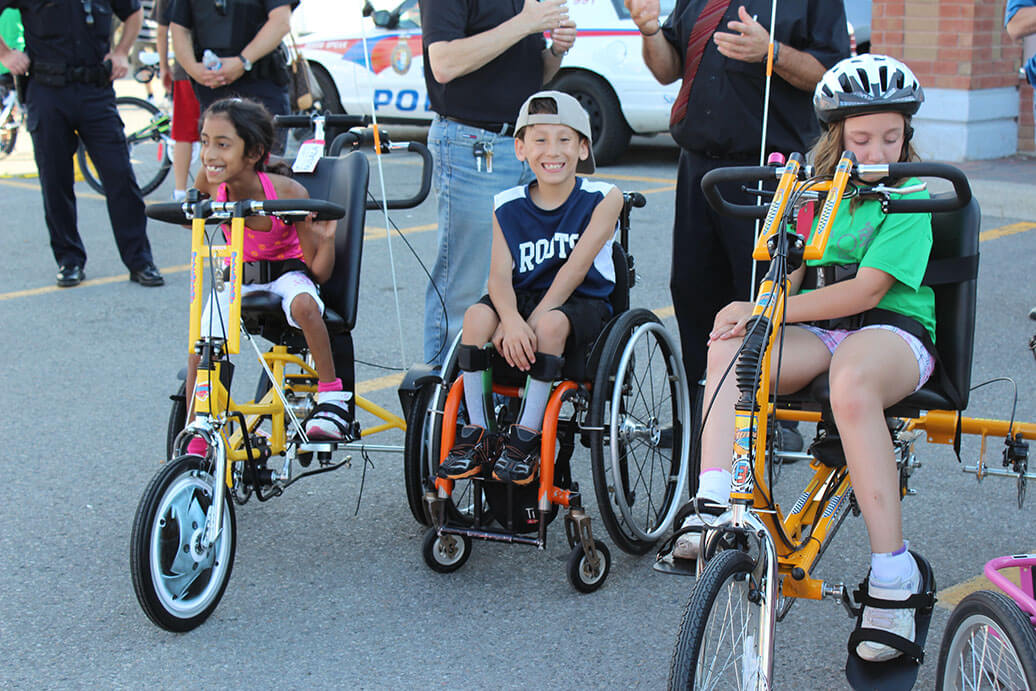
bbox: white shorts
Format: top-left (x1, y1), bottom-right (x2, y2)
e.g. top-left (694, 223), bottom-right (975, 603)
top-left (200, 270), bottom-right (323, 338)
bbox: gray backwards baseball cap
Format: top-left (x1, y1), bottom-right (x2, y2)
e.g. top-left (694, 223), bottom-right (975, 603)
top-left (515, 90), bottom-right (596, 174)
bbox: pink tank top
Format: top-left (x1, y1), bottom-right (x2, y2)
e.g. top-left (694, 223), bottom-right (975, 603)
top-left (217, 172), bottom-right (305, 263)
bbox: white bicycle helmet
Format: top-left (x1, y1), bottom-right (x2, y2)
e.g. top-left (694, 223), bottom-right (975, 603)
top-left (814, 54), bottom-right (924, 125)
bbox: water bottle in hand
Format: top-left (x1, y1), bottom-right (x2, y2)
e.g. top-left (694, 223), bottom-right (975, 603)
top-left (202, 50), bottom-right (222, 71)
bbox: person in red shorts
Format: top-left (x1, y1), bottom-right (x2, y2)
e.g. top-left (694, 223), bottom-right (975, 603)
top-left (154, 0), bottom-right (198, 201)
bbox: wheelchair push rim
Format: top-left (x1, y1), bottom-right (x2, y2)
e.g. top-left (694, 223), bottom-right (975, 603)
top-left (607, 320), bottom-right (690, 542)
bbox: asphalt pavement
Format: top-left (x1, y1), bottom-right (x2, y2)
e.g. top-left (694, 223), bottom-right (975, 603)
top-left (0, 91), bottom-right (1034, 689)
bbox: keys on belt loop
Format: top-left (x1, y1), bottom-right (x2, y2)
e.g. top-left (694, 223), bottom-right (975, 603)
top-left (473, 140), bottom-right (494, 174)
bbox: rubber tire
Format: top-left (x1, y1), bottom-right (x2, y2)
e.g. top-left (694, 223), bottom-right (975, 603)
top-left (77, 95), bottom-right (170, 196)
top-left (936, 589), bottom-right (1036, 690)
top-left (403, 383), bottom-right (435, 525)
top-left (669, 549), bottom-right (763, 690)
top-left (589, 308), bottom-right (685, 555)
top-left (421, 528), bottom-right (472, 573)
top-left (567, 540), bottom-right (611, 593)
top-left (310, 62), bottom-right (343, 113)
top-left (550, 71), bottom-right (631, 167)
top-left (167, 381), bottom-right (188, 459)
top-left (130, 454), bottom-right (236, 632)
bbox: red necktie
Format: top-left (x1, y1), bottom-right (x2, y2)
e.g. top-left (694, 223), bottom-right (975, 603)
top-left (669, 0), bottom-right (733, 127)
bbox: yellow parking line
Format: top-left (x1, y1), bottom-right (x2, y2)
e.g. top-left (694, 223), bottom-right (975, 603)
top-left (980, 221), bottom-right (1036, 242)
top-left (0, 177), bottom-right (106, 201)
top-left (0, 219), bottom-right (1032, 303)
top-left (939, 561), bottom-right (1029, 609)
top-left (593, 172), bottom-right (678, 184)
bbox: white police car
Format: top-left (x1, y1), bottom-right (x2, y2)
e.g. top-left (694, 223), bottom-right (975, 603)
top-left (296, 0), bottom-right (680, 165)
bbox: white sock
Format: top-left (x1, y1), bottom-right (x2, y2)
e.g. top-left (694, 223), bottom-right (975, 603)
top-left (517, 377), bottom-right (552, 431)
top-left (697, 468), bottom-right (732, 505)
top-left (173, 189), bottom-right (187, 201)
top-left (871, 542), bottom-right (918, 587)
top-left (462, 371), bottom-right (487, 428)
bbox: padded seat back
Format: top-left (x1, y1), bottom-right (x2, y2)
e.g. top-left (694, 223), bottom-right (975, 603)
top-left (924, 194), bottom-right (980, 410)
top-left (296, 152), bottom-right (369, 331)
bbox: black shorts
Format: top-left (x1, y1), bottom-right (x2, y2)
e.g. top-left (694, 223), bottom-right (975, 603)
top-left (477, 290), bottom-right (612, 362)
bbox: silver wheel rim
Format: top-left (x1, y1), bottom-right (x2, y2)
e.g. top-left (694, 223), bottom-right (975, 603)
top-left (945, 612), bottom-right (1031, 690)
top-left (149, 468), bottom-right (232, 619)
top-left (608, 322), bottom-right (689, 541)
top-left (433, 536), bottom-right (466, 567)
top-left (696, 570), bottom-right (763, 690)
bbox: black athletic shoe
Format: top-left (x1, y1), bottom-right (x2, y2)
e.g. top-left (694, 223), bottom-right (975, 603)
top-left (437, 425), bottom-right (495, 480)
top-left (492, 424), bottom-right (541, 485)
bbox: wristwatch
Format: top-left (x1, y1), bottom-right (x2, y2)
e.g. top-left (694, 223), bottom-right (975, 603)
top-left (239, 55), bottom-right (253, 72)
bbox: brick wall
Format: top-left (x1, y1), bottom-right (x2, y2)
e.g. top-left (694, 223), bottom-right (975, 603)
top-left (873, 0), bottom-right (1029, 154)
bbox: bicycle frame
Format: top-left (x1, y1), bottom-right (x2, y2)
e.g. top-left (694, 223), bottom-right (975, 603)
top-left (698, 152), bottom-right (1036, 689)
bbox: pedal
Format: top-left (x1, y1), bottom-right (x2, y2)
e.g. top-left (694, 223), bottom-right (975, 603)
top-left (652, 555), bottom-right (697, 577)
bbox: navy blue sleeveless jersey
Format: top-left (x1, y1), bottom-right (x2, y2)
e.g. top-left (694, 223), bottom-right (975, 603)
top-left (493, 177), bottom-right (617, 300)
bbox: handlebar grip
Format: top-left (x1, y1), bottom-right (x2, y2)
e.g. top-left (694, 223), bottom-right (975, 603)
top-left (146, 201), bottom-right (191, 225)
top-left (262, 199), bottom-right (346, 221)
top-left (365, 141), bottom-right (434, 210)
top-left (626, 191), bottom-right (647, 208)
top-left (884, 162), bottom-right (972, 213)
top-left (701, 166), bottom-right (776, 219)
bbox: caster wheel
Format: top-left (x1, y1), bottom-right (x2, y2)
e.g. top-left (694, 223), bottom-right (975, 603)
top-left (567, 540), bottom-right (610, 593)
top-left (421, 528), bottom-right (472, 573)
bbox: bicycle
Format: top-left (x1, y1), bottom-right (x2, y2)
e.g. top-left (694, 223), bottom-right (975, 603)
top-left (130, 118), bottom-right (432, 632)
top-left (75, 95), bottom-right (174, 196)
top-left (660, 154), bottom-right (1036, 690)
top-left (0, 75), bottom-right (22, 158)
top-left (934, 309), bottom-right (1036, 690)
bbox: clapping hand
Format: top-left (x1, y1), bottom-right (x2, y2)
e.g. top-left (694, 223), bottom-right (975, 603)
top-left (713, 6), bottom-right (770, 64)
top-left (624, 0), bottom-right (661, 35)
top-left (521, 0), bottom-right (570, 36)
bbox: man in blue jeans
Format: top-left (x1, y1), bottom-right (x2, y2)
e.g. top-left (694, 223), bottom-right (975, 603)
top-left (420, 0), bottom-right (576, 368)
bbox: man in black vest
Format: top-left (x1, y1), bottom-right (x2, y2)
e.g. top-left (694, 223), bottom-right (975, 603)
top-left (0, 0), bottom-right (164, 288)
top-left (168, 0), bottom-right (292, 124)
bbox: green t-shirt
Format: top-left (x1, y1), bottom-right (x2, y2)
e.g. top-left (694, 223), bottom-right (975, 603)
top-left (803, 178), bottom-right (936, 342)
top-left (0, 10), bottom-right (23, 77)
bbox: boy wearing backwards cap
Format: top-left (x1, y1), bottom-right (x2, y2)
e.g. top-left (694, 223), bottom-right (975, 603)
top-left (437, 90), bottom-right (623, 486)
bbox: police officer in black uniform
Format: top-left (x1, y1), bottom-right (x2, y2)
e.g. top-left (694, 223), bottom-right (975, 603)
top-left (167, 0), bottom-right (292, 126)
top-left (0, 0), bottom-right (164, 288)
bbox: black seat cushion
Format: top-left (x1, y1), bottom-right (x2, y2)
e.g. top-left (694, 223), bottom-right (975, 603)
top-left (239, 152), bottom-right (369, 341)
top-left (778, 194), bottom-right (980, 415)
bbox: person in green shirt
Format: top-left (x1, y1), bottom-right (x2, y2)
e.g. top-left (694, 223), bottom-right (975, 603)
top-left (672, 55), bottom-right (938, 664)
top-left (0, 9), bottom-right (22, 80)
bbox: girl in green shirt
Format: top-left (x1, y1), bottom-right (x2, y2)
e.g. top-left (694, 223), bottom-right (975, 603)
top-left (676, 54), bottom-right (937, 664)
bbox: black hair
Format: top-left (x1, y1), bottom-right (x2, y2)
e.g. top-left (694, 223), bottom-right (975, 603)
top-left (200, 98), bottom-right (291, 175)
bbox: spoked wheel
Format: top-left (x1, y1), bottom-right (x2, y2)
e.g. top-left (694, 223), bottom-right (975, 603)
top-left (669, 549), bottom-right (768, 690)
top-left (130, 455), bottom-right (236, 631)
top-left (936, 590), bottom-right (1036, 690)
top-left (590, 308), bottom-right (690, 555)
top-left (77, 95), bottom-right (170, 195)
top-left (567, 540), bottom-right (611, 593)
top-left (0, 99), bottom-right (19, 157)
top-left (421, 528), bottom-right (472, 573)
top-left (402, 363), bottom-right (490, 527)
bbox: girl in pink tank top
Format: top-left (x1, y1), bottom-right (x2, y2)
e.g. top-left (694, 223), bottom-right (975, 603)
top-left (183, 99), bottom-right (354, 444)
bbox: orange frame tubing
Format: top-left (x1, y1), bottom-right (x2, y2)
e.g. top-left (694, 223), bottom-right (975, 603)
top-left (433, 376), bottom-right (579, 510)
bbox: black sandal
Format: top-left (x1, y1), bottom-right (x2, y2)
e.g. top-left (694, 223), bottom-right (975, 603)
top-left (304, 400), bottom-right (358, 441)
top-left (845, 550), bottom-right (937, 690)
